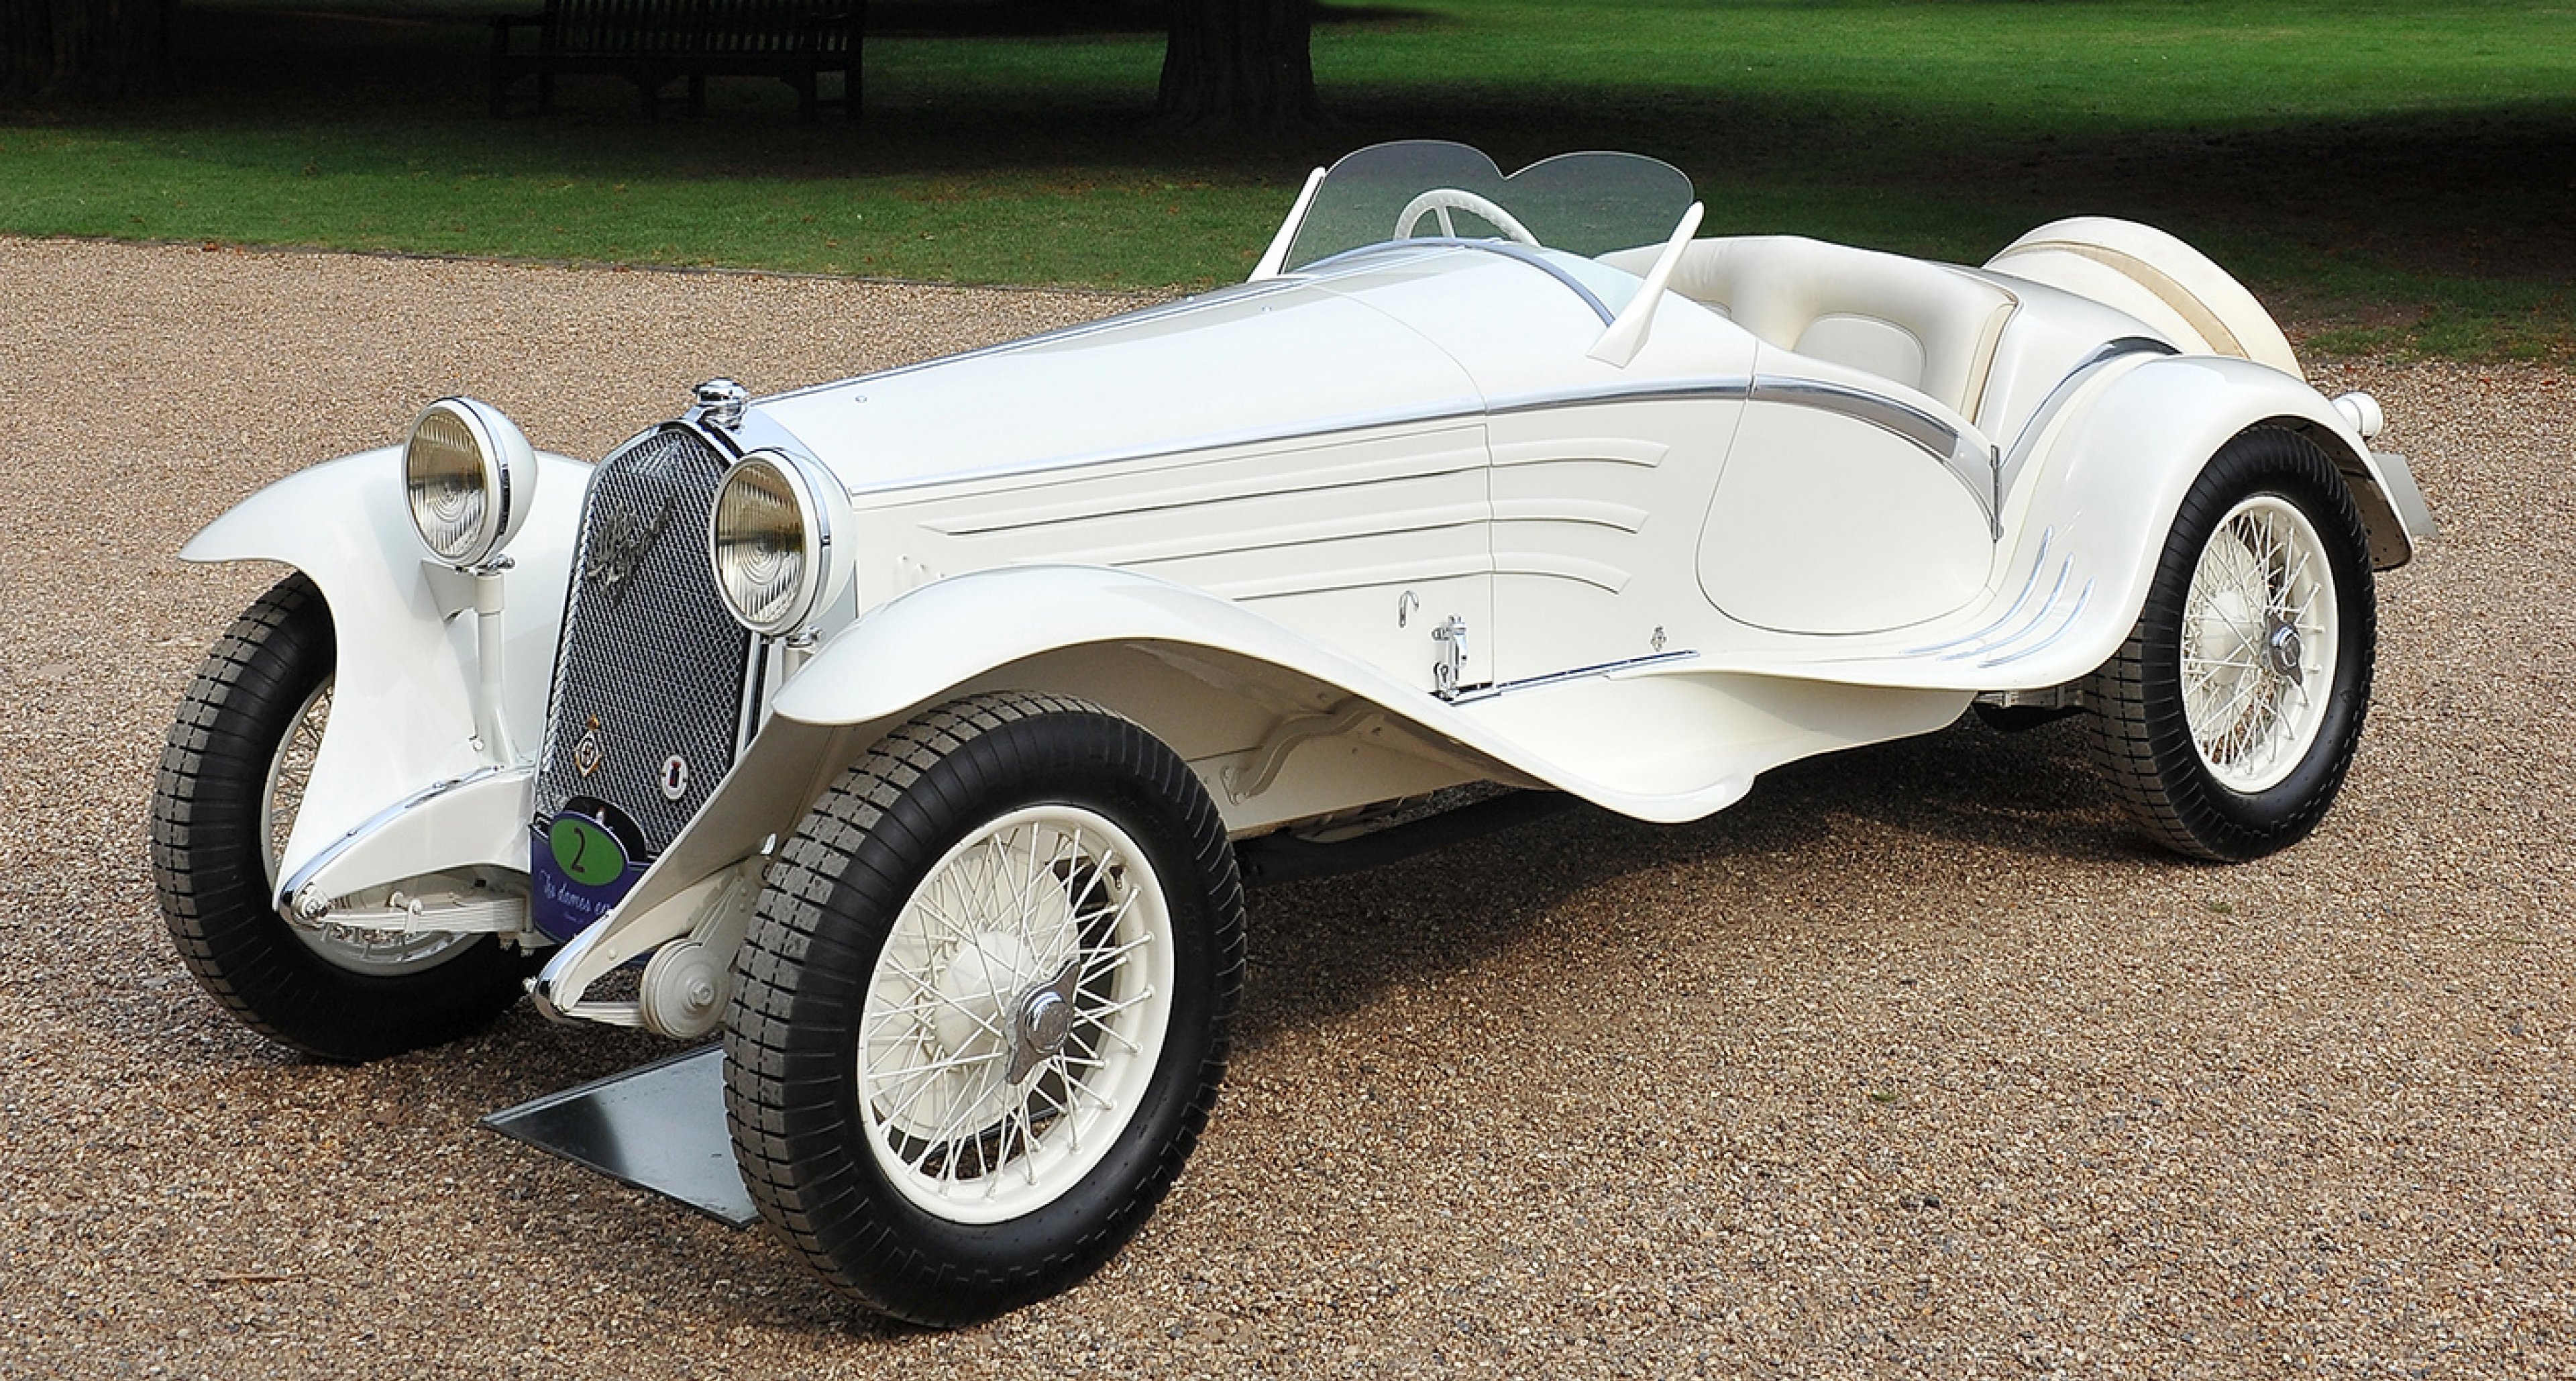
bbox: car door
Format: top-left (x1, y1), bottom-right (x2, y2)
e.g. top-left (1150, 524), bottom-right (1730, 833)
top-left (1695, 354), bottom-right (1998, 635)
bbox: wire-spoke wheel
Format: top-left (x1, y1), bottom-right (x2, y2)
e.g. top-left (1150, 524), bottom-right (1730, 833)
top-left (2086, 427), bottom-right (2377, 861)
top-left (861, 805), bottom-right (1175, 1224)
top-left (2179, 495), bottom-right (2340, 793)
top-left (150, 573), bottom-right (535, 1060)
top-left (724, 692), bottom-right (1242, 1326)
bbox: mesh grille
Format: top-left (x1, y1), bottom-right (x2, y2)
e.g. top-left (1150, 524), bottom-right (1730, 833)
top-left (536, 427), bottom-right (754, 852)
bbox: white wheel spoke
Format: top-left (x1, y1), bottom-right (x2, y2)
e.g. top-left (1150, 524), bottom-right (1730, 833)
top-left (855, 801), bottom-right (1179, 1225)
top-left (2176, 494), bottom-right (2341, 793)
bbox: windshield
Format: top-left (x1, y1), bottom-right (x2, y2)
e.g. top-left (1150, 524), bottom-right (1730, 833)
top-left (1281, 141), bottom-right (1695, 272)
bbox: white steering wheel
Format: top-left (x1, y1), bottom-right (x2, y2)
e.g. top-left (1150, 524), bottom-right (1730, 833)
top-left (1395, 188), bottom-right (1541, 248)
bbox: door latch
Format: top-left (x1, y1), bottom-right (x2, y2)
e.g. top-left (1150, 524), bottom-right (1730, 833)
top-left (1431, 615), bottom-right (1469, 700)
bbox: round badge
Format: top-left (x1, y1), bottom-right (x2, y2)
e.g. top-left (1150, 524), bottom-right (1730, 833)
top-left (659, 754), bottom-right (690, 801)
top-left (547, 815), bottom-right (627, 887)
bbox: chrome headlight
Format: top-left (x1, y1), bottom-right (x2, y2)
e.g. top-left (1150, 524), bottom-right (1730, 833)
top-left (405, 397), bottom-right (536, 567)
top-left (710, 450), bottom-right (849, 637)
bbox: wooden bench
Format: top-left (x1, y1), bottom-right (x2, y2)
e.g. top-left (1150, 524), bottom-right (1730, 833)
top-left (491, 0), bottom-right (862, 122)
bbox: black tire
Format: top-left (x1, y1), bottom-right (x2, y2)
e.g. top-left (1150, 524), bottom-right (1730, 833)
top-left (150, 573), bottom-right (537, 1061)
top-left (2084, 427), bottom-right (2377, 861)
top-left (723, 691), bottom-right (1244, 1327)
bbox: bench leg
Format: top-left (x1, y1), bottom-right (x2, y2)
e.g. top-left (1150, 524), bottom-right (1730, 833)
top-left (688, 74), bottom-right (706, 117)
top-left (538, 70), bottom-right (557, 114)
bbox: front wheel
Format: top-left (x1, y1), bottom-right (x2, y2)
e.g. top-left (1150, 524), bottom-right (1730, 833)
top-left (722, 692), bottom-right (1244, 1326)
top-left (150, 573), bottom-right (535, 1060)
top-left (2084, 427), bottom-right (2377, 860)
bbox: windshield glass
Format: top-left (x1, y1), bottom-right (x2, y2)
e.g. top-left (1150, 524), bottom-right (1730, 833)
top-left (1281, 141), bottom-right (1695, 272)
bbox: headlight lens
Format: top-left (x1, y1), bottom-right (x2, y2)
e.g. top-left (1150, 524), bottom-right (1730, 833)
top-left (405, 398), bottom-right (535, 566)
top-left (711, 452), bottom-right (843, 636)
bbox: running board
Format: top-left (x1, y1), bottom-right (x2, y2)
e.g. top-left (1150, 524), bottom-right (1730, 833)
top-left (480, 1044), bottom-right (757, 1227)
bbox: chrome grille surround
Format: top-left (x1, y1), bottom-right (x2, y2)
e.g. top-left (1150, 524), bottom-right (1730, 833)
top-left (535, 425), bottom-right (755, 852)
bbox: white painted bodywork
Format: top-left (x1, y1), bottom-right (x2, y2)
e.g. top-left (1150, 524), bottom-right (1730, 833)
top-left (174, 144), bottom-right (2434, 1024)
top-left (180, 448), bottom-right (590, 894)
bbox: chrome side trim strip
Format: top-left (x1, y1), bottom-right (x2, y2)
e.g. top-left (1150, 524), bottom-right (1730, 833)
top-left (1448, 649), bottom-right (1701, 705)
top-left (1746, 376), bottom-right (1960, 460)
top-left (1941, 557), bottom-right (2070, 662)
top-left (1746, 376), bottom-right (1999, 529)
top-left (1996, 336), bottom-right (2176, 509)
top-left (1978, 580), bottom-right (2094, 668)
top-left (836, 369), bottom-right (1996, 512)
top-left (276, 765), bottom-right (528, 914)
top-left (1487, 378), bottom-right (1752, 415)
top-left (1904, 527), bottom-right (2053, 656)
top-left (1492, 373), bottom-right (1997, 524)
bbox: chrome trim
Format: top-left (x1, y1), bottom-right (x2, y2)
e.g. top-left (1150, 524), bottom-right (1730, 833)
top-left (1298, 239), bottom-right (1619, 325)
top-left (1448, 649), bottom-right (1701, 705)
top-left (709, 448), bottom-right (841, 637)
top-left (841, 369), bottom-right (1994, 513)
top-left (1943, 557), bottom-right (2070, 662)
top-left (1487, 378), bottom-right (1753, 415)
top-left (1748, 377), bottom-right (1960, 459)
top-left (738, 631), bottom-right (769, 752)
top-left (693, 378), bottom-right (748, 430)
top-left (1907, 528), bottom-right (2052, 656)
top-left (1430, 615), bottom-right (1470, 699)
top-left (672, 407), bottom-right (809, 468)
top-left (1747, 375), bottom-right (1998, 525)
top-left (1976, 579), bottom-right (2094, 668)
top-left (1997, 337), bottom-right (2176, 513)
top-left (277, 765), bottom-right (528, 915)
top-left (407, 397), bottom-right (533, 568)
top-left (1493, 373), bottom-right (1998, 523)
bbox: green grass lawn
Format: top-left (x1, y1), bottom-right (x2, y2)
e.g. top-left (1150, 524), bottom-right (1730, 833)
top-left (4, 0), bottom-right (2571, 357)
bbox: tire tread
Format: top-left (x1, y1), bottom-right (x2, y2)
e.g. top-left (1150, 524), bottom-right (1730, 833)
top-left (723, 690), bottom-right (1242, 1325)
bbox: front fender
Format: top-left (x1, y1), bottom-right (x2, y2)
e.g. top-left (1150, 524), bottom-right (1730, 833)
top-left (539, 564), bottom-right (1800, 1008)
top-left (181, 446), bottom-right (591, 888)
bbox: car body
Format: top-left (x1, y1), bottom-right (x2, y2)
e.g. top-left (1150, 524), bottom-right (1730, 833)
top-left (153, 142), bottom-right (2434, 1323)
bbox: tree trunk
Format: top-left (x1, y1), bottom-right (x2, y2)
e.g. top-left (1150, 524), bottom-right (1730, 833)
top-left (2, 0), bottom-right (173, 101)
top-left (1157, 0), bottom-right (1316, 132)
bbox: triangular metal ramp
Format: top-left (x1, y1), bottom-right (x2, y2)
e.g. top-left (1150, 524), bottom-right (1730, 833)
top-left (482, 1043), bottom-right (757, 1228)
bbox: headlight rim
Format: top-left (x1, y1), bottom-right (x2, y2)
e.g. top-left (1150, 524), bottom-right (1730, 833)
top-left (708, 448), bottom-right (847, 639)
top-left (404, 396), bottom-right (535, 568)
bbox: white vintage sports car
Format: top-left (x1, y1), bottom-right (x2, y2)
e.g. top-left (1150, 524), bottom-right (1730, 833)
top-left (153, 142), bottom-right (2433, 1323)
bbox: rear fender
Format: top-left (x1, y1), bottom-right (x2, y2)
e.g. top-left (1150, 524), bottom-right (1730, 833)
top-left (1979, 354), bottom-right (2425, 687)
top-left (180, 446), bottom-right (591, 892)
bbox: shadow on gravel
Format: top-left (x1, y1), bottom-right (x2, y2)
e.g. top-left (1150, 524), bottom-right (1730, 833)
top-left (1233, 714), bottom-right (2135, 1056)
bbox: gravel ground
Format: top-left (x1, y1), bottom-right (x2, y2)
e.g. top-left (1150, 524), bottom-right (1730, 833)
top-left (1, 236), bottom-right (2569, 1379)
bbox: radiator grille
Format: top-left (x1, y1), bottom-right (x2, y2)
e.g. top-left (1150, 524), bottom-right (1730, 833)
top-left (536, 426), bottom-right (754, 852)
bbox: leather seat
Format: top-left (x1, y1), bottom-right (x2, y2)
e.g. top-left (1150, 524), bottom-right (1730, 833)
top-left (1603, 236), bottom-right (2018, 423)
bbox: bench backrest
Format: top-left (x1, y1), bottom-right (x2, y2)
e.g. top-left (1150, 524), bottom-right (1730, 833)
top-left (546, 0), bottom-right (851, 56)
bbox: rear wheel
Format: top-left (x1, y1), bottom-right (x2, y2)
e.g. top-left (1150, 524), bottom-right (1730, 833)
top-left (724, 691), bottom-right (1244, 1326)
top-left (2084, 428), bottom-right (2376, 860)
top-left (150, 573), bottom-right (534, 1060)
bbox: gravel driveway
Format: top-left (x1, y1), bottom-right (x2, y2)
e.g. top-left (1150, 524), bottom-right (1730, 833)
top-left (1, 236), bottom-right (2568, 1379)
